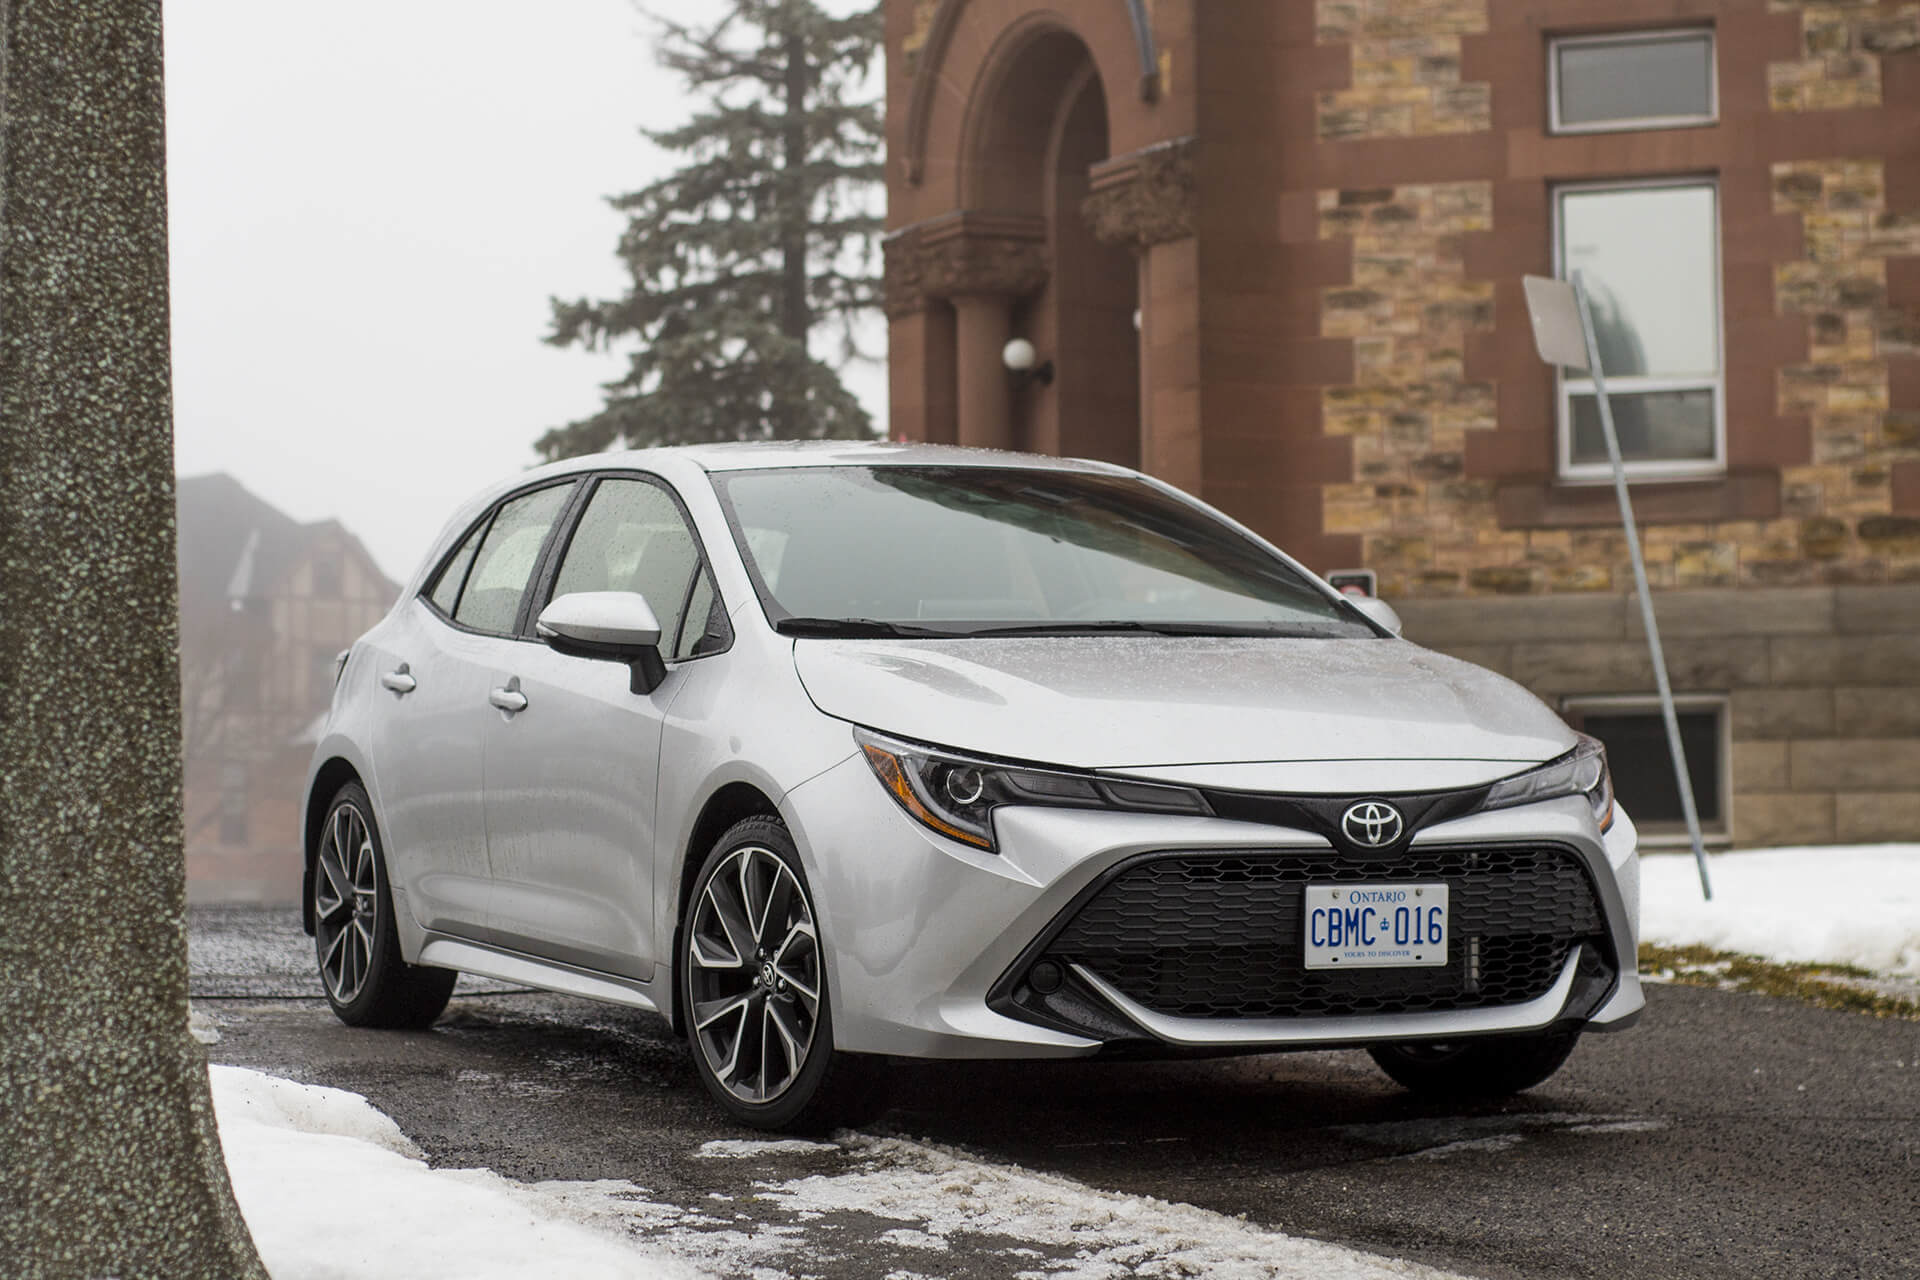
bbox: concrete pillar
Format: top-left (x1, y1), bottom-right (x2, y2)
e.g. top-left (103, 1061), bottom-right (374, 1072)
top-left (953, 293), bottom-right (1017, 450)
top-left (0, 2), bottom-right (268, 1274)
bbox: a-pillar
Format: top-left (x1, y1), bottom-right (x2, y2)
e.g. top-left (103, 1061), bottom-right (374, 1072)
top-left (952, 294), bottom-right (1017, 450)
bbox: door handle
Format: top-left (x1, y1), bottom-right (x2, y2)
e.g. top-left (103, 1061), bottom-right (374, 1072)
top-left (381, 666), bottom-right (417, 695)
top-left (488, 684), bottom-right (528, 714)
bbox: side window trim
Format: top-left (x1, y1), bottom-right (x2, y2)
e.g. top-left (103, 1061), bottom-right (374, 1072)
top-left (422, 478), bottom-right (578, 640)
top-left (513, 477), bottom-right (598, 639)
top-left (526, 468), bottom-right (733, 661)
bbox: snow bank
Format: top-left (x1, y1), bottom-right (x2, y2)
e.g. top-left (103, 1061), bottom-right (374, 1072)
top-left (210, 1066), bottom-right (708, 1280)
top-left (1640, 844), bottom-right (1920, 977)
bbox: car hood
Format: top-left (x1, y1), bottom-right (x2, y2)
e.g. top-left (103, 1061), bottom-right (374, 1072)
top-left (791, 636), bottom-right (1574, 789)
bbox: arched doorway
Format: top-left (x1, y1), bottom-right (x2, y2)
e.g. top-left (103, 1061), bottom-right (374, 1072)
top-left (963, 27), bottom-right (1141, 467)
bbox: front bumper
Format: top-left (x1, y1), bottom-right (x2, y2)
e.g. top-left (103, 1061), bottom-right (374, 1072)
top-left (780, 754), bottom-right (1642, 1060)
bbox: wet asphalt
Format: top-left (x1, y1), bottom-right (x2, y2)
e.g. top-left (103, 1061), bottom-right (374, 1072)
top-left (193, 907), bottom-right (1920, 1280)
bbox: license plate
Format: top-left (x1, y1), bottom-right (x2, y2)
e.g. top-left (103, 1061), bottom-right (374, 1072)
top-left (1304, 883), bottom-right (1448, 969)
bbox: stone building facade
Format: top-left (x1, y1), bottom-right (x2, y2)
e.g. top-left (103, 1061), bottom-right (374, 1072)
top-left (178, 474), bottom-right (396, 902)
top-left (882, 0), bottom-right (1920, 848)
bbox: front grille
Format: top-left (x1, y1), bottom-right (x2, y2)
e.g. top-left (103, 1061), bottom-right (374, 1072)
top-left (1033, 845), bottom-right (1606, 1022)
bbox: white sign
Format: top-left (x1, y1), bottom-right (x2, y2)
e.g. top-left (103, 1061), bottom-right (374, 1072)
top-left (1521, 274), bottom-right (1591, 370)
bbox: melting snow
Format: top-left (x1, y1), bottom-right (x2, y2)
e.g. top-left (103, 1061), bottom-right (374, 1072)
top-left (1640, 843), bottom-right (1920, 977)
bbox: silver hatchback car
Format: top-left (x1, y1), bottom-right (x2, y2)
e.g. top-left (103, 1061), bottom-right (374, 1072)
top-left (303, 442), bottom-right (1641, 1129)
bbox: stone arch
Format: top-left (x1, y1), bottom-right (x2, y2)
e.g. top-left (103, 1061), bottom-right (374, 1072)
top-left (903, 0), bottom-right (1158, 189)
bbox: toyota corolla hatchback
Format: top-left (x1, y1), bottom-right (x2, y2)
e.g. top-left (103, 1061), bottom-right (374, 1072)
top-left (303, 442), bottom-right (1641, 1129)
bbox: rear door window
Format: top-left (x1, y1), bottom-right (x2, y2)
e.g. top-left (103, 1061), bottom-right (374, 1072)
top-left (451, 483), bottom-right (574, 635)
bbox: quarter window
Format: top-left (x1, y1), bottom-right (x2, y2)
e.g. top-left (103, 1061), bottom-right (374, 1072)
top-left (549, 477), bottom-right (715, 659)
top-left (451, 483), bottom-right (574, 635)
top-left (1554, 180), bottom-right (1723, 481)
top-left (427, 519), bottom-right (486, 617)
top-left (1550, 30), bottom-right (1715, 133)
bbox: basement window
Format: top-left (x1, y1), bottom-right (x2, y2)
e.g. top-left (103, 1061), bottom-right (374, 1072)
top-left (1561, 695), bottom-right (1729, 845)
top-left (1550, 29), bottom-right (1716, 133)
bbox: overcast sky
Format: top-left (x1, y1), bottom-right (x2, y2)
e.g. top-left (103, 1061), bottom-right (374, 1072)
top-left (165, 0), bottom-right (884, 583)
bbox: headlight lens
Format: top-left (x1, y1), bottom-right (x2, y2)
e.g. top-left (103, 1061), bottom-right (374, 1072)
top-left (1482, 734), bottom-right (1614, 831)
top-left (855, 728), bottom-right (1211, 852)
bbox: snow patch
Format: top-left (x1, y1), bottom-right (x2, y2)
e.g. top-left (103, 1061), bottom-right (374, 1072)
top-left (1641, 844), bottom-right (1920, 977)
top-left (694, 1137), bottom-right (839, 1158)
top-left (189, 1005), bottom-right (223, 1045)
top-left (210, 1066), bottom-right (709, 1280)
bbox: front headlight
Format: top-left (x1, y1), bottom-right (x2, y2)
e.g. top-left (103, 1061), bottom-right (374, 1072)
top-left (1482, 734), bottom-right (1614, 831)
top-left (855, 728), bottom-right (1211, 852)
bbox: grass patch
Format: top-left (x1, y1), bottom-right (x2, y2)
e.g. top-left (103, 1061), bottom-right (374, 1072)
top-left (1638, 943), bottom-right (1920, 1021)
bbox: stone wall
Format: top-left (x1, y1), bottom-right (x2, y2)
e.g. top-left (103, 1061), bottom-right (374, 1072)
top-left (1315, 0), bottom-right (1491, 139)
top-left (1303, 1), bottom-right (1920, 600)
top-left (1397, 586), bottom-right (1920, 846)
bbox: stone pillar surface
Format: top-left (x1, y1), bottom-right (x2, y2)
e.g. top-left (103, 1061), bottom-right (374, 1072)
top-left (0, 3), bottom-right (269, 1275)
top-left (953, 294), bottom-right (1017, 450)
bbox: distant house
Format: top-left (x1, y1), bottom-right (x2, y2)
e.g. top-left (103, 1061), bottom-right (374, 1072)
top-left (177, 474), bottom-right (396, 903)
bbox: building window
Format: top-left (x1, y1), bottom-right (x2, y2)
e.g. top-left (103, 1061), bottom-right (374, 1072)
top-left (1549, 29), bottom-right (1716, 134)
top-left (1554, 178), bottom-right (1723, 481)
top-left (1561, 695), bottom-right (1729, 845)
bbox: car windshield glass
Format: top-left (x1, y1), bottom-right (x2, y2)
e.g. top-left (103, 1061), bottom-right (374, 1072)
top-left (711, 466), bottom-right (1373, 638)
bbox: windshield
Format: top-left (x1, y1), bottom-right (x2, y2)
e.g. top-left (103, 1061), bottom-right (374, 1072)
top-left (710, 466), bottom-right (1374, 639)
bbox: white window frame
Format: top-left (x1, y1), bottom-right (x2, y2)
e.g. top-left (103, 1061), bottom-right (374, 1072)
top-left (1553, 176), bottom-right (1726, 484)
top-left (1548, 28), bottom-right (1718, 135)
top-left (1560, 693), bottom-right (1731, 847)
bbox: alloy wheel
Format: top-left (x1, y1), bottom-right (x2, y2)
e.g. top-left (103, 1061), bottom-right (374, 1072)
top-left (686, 845), bottom-right (822, 1103)
top-left (314, 801), bottom-right (380, 1005)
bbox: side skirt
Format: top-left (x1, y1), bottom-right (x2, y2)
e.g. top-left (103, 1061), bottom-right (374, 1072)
top-left (417, 936), bottom-right (663, 1015)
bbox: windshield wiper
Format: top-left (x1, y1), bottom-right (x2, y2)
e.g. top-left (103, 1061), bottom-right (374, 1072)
top-left (963, 620), bottom-right (1338, 638)
top-left (774, 617), bottom-right (966, 639)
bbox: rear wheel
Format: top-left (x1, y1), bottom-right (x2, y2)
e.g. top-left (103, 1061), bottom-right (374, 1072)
top-left (1368, 1030), bottom-right (1580, 1098)
top-left (680, 816), bottom-right (887, 1131)
top-left (313, 783), bottom-right (455, 1029)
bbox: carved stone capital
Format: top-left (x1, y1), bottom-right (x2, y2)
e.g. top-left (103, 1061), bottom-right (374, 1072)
top-left (1082, 135), bottom-right (1198, 250)
top-left (883, 211), bottom-right (1050, 317)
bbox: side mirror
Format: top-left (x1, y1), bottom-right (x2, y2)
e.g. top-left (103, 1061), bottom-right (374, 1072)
top-left (536, 591), bottom-right (668, 694)
top-left (1351, 596), bottom-right (1403, 637)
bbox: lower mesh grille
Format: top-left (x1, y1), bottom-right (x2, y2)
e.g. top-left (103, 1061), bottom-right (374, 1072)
top-left (1039, 845), bottom-right (1607, 1021)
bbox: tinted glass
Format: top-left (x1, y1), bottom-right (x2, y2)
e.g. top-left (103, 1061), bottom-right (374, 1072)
top-left (1556, 33), bottom-right (1713, 129)
top-left (453, 483), bottom-right (573, 635)
top-left (1569, 390), bottom-right (1716, 466)
top-left (428, 519), bottom-right (487, 616)
top-left (1559, 184), bottom-right (1719, 378)
top-left (712, 467), bottom-right (1368, 636)
top-left (675, 571), bottom-right (721, 660)
top-left (551, 478), bottom-right (702, 647)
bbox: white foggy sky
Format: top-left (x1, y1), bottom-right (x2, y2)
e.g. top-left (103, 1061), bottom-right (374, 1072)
top-left (165, 0), bottom-right (884, 583)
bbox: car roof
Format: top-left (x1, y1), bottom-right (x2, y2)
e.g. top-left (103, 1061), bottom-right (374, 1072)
top-left (533, 439), bottom-right (1138, 477)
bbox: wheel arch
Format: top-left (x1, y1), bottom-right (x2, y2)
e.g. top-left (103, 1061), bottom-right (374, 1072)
top-left (667, 780), bottom-right (782, 1034)
top-left (302, 756), bottom-right (365, 935)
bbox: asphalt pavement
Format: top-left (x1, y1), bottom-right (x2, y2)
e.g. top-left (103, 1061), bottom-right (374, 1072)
top-left (193, 907), bottom-right (1920, 1280)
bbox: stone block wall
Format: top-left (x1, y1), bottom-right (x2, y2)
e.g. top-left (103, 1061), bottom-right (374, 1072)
top-left (1396, 586), bottom-right (1920, 847)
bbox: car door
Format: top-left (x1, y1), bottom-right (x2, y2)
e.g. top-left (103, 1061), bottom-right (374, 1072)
top-left (480, 472), bottom-right (724, 979)
top-left (370, 480), bottom-right (576, 942)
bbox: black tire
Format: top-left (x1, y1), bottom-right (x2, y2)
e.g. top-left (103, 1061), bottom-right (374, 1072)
top-left (1368, 1030), bottom-right (1580, 1099)
top-left (313, 782), bottom-right (456, 1029)
top-left (679, 816), bottom-right (888, 1132)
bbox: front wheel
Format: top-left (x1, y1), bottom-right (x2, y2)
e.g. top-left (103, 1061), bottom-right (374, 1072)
top-left (680, 816), bottom-right (886, 1131)
top-left (1368, 1029), bottom-right (1580, 1098)
top-left (313, 782), bottom-right (455, 1029)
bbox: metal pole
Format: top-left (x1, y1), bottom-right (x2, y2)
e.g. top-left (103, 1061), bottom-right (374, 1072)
top-left (1571, 272), bottom-right (1712, 899)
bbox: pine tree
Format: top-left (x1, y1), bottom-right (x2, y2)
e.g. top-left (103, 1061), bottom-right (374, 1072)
top-left (542, 0), bottom-right (884, 457)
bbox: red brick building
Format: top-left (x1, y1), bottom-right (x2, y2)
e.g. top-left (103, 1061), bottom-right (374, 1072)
top-left (882, 0), bottom-right (1919, 847)
top-left (177, 474), bottom-right (395, 903)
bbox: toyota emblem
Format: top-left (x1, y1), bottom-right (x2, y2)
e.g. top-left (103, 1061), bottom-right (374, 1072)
top-left (1341, 801), bottom-right (1404, 849)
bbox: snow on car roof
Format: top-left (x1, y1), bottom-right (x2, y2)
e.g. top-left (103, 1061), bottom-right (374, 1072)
top-left (548, 439), bottom-right (1135, 475)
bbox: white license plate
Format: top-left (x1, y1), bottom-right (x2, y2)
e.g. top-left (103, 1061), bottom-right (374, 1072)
top-left (1304, 883), bottom-right (1448, 969)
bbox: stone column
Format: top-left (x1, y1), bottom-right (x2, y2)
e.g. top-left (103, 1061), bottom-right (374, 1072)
top-left (952, 293), bottom-right (1018, 449)
top-left (1085, 137), bottom-right (1202, 493)
top-left (883, 211), bottom-right (1047, 451)
top-left (0, 3), bottom-right (269, 1275)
